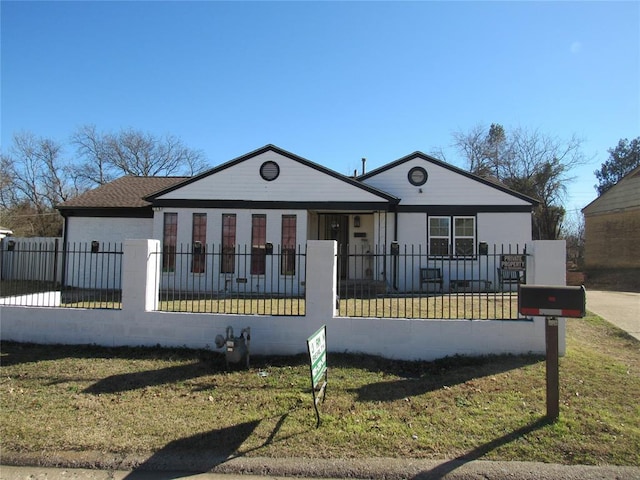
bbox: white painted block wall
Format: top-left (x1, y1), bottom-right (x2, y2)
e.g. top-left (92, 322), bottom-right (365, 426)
top-left (0, 240), bottom-right (566, 361)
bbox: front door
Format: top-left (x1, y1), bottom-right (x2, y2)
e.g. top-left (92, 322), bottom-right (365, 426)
top-left (320, 214), bottom-right (349, 279)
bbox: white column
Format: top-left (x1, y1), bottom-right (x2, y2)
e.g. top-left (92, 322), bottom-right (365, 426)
top-left (528, 240), bottom-right (566, 286)
top-left (122, 239), bottom-right (160, 313)
top-left (305, 240), bottom-right (337, 328)
top-left (527, 240), bottom-right (568, 356)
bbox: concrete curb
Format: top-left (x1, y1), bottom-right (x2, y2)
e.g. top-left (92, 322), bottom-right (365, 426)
top-left (2, 452), bottom-right (639, 480)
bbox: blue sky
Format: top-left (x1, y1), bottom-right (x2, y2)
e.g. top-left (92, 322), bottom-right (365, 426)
top-left (2, 1), bottom-right (639, 214)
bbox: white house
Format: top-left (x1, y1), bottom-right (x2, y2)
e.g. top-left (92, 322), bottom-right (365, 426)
top-left (57, 144), bottom-right (537, 293)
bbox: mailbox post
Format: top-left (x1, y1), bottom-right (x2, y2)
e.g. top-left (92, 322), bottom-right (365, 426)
top-left (519, 285), bottom-right (586, 421)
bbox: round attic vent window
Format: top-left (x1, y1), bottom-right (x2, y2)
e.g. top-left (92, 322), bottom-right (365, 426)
top-left (260, 161), bottom-right (280, 181)
top-left (408, 166), bottom-right (428, 186)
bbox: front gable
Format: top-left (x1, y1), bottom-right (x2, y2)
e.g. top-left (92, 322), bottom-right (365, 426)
top-left (359, 152), bottom-right (537, 212)
top-left (147, 145), bottom-right (398, 210)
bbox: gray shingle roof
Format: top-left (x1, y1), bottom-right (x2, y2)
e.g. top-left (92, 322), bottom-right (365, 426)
top-left (57, 176), bottom-right (188, 210)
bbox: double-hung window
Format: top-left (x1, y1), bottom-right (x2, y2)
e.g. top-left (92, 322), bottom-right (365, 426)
top-left (251, 214), bottom-right (267, 275)
top-left (281, 215), bottom-right (296, 275)
top-left (428, 217), bottom-right (450, 256)
top-left (162, 213), bottom-right (178, 272)
top-left (454, 217), bottom-right (475, 257)
top-left (191, 213), bottom-right (206, 273)
top-left (428, 215), bottom-right (476, 257)
top-left (221, 214), bottom-right (236, 274)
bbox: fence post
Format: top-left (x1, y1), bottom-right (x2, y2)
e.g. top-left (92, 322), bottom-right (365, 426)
top-left (122, 239), bottom-right (160, 313)
top-left (305, 240), bottom-right (337, 326)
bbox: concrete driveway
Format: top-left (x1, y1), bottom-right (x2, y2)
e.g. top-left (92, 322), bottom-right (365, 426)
top-left (586, 290), bottom-right (640, 341)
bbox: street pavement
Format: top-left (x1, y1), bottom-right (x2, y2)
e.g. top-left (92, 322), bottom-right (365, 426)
top-left (2, 290), bottom-right (639, 480)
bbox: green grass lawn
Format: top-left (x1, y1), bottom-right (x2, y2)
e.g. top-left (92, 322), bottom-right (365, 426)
top-left (1, 314), bottom-right (638, 466)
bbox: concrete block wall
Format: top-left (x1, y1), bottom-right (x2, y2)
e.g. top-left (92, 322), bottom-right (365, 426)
top-left (0, 240), bottom-right (566, 361)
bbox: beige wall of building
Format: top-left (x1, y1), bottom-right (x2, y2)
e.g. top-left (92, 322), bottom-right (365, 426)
top-left (584, 207), bottom-right (640, 269)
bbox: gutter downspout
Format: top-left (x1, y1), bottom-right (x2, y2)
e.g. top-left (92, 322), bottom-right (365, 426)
top-left (392, 203), bottom-right (399, 290)
top-left (60, 213), bottom-right (69, 289)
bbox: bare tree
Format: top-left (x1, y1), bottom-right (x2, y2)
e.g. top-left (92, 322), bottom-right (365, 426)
top-left (0, 153), bottom-right (18, 209)
top-left (72, 126), bottom-right (208, 186)
top-left (1, 132), bottom-right (77, 236)
top-left (71, 124), bottom-right (114, 187)
top-left (562, 210), bottom-right (585, 269)
top-left (1, 127), bottom-right (207, 236)
top-left (452, 124), bottom-right (586, 240)
top-left (452, 124), bottom-right (489, 174)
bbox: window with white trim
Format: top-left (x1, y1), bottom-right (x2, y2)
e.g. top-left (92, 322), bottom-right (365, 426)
top-left (428, 217), bottom-right (450, 256)
top-left (428, 215), bottom-right (476, 257)
top-left (454, 216), bottom-right (475, 257)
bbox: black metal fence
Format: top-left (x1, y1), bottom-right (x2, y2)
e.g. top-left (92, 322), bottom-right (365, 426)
top-left (154, 243), bottom-right (307, 315)
top-left (1, 239), bottom-right (530, 320)
top-left (337, 243), bottom-right (529, 320)
top-left (0, 239), bottom-right (123, 309)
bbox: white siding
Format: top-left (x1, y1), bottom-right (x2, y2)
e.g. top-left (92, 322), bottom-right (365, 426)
top-left (156, 151), bottom-right (388, 204)
top-left (397, 212), bottom-right (427, 248)
top-left (362, 157), bottom-right (530, 206)
top-left (477, 212), bottom-right (532, 247)
top-left (66, 217), bottom-right (153, 246)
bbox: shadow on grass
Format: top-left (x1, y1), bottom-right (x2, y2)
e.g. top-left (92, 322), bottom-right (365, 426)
top-left (123, 413), bottom-right (292, 479)
top-left (0, 341), bottom-right (218, 367)
top-left (122, 419), bottom-right (261, 479)
top-left (80, 354), bottom-right (313, 395)
top-left (82, 361), bottom-right (215, 394)
top-left (349, 354), bottom-right (543, 402)
top-left (410, 416), bottom-right (552, 479)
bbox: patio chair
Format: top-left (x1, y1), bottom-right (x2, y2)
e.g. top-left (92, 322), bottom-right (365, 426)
top-left (497, 268), bottom-right (525, 290)
top-left (421, 267), bottom-right (443, 293)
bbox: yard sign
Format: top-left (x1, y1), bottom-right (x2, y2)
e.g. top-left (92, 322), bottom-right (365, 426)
top-left (307, 325), bottom-right (327, 427)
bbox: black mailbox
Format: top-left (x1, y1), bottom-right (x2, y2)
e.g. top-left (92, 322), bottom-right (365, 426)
top-left (518, 285), bottom-right (586, 318)
top-left (390, 242), bottom-right (400, 256)
top-left (91, 240), bottom-right (100, 253)
top-left (265, 242), bottom-right (273, 255)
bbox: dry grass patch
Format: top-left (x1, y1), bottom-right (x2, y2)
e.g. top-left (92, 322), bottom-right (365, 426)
top-left (339, 294), bottom-right (520, 319)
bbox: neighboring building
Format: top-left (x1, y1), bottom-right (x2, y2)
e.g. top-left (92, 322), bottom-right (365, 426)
top-left (582, 165), bottom-right (640, 271)
top-left (57, 144), bottom-right (537, 292)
